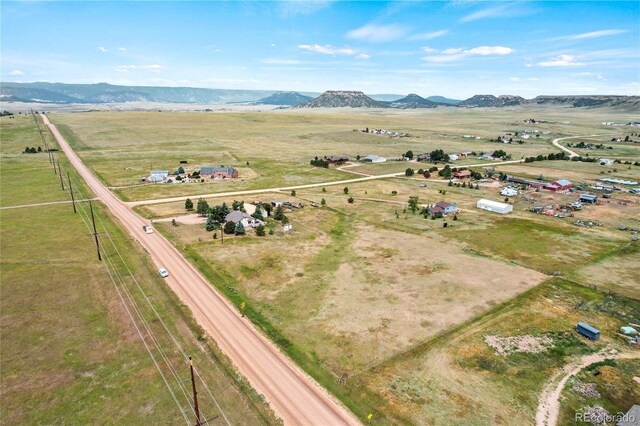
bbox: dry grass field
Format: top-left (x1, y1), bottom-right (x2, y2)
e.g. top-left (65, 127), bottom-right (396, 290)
top-left (48, 107), bottom-right (638, 201)
top-left (27, 107), bottom-right (640, 424)
top-left (0, 115), bottom-right (276, 424)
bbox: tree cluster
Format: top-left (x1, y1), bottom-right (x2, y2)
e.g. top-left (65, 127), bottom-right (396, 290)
top-left (310, 156), bottom-right (329, 168)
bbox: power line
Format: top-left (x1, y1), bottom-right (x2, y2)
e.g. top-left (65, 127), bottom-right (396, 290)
top-left (58, 153), bottom-right (231, 425)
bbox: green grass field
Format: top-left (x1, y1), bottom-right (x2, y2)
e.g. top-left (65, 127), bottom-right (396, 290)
top-left (0, 115), bottom-right (276, 424)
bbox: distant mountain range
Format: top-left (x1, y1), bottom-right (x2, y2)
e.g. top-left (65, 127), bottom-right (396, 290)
top-left (1, 82), bottom-right (637, 109)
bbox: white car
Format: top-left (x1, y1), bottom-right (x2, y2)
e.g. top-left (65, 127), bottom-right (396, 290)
top-left (143, 224), bottom-right (154, 234)
top-left (158, 268), bottom-right (169, 278)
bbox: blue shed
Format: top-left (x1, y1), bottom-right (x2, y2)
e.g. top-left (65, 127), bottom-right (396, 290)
top-left (576, 322), bottom-right (600, 340)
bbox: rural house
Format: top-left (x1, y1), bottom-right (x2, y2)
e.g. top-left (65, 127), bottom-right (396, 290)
top-left (200, 166), bottom-right (238, 179)
top-left (428, 201), bottom-right (458, 216)
top-left (327, 155), bottom-right (349, 164)
top-left (224, 211), bottom-right (263, 228)
top-left (453, 170), bottom-right (471, 179)
top-left (416, 153), bottom-right (430, 161)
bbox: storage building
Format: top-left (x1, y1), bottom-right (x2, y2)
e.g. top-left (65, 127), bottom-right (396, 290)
top-left (579, 194), bottom-right (598, 204)
top-left (576, 322), bottom-right (600, 340)
top-left (362, 155), bottom-right (386, 163)
top-left (476, 199), bottom-right (513, 214)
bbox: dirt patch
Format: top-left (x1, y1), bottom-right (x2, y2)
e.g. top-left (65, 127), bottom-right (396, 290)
top-left (313, 224), bottom-right (545, 369)
top-left (580, 405), bottom-right (610, 425)
top-left (571, 380), bottom-right (601, 398)
top-left (484, 334), bottom-right (554, 357)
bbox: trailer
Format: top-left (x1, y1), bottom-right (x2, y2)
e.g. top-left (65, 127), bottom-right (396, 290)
top-left (576, 322), bottom-right (600, 340)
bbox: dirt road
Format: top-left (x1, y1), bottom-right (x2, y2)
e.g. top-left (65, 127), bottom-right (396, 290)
top-left (551, 135), bottom-right (587, 158)
top-left (41, 114), bottom-right (359, 426)
top-left (128, 159), bottom-right (526, 207)
top-left (535, 348), bottom-right (640, 426)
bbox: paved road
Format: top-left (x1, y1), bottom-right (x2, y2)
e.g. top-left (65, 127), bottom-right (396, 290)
top-left (129, 159), bottom-right (526, 207)
top-left (41, 114), bottom-right (359, 426)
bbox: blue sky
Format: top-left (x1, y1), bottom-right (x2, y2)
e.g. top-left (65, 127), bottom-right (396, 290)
top-left (2, 1), bottom-right (639, 98)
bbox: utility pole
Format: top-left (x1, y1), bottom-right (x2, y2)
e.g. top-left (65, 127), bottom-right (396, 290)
top-left (189, 356), bottom-right (202, 426)
top-left (67, 173), bottom-right (76, 213)
top-left (89, 200), bottom-right (102, 261)
top-left (57, 161), bottom-right (65, 190)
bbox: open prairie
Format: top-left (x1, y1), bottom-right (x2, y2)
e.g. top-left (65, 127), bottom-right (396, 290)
top-left (48, 107), bottom-right (639, 201)
top-left (0, 115), bottom-right (275, 424)
top-left (20, 107), bottom-right (640, 424)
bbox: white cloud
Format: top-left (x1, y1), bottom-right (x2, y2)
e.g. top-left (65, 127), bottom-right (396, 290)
top-left (442, 48), bottom-right (464, 55)
top-left (460, 2), bottom-right (535, 23)
top-left (117, 47), bottom-right (127, 52)
top-left (98, 46), bottom-right (107, 53)
top-left (422, 47), bottom-right (437, 53)
top-left (423, 45), bottom-right (514, 62)
top-left (356, 53), bottom-right (370, 60)
top-left (9, 69), bottom-right (24, 76)
top-left (298, 44), bottom-right (355, 55)
top-left (115, 64), bottom-right (164, 73)
top-left (466, 46), bottom-right (513, 55)
top-left (408, 29), bottom-right (449, 41)
top-left (346, 23), bottom-right (408, 42)
top-left (563, 29), bottom-right (628, 41)
top-left (536, 55), bottom-right (584, 67)
top-left (510, 77), bottom-right (520, 81)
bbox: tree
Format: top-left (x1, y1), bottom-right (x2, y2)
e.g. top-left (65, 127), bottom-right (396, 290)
top-left (224, 221), bottom-right (236, 234)
top-left (625, 135), bottom-right (630, 142)
top-left (251, 204), bottom-right (263, 220)
top-left (255, 224), bottom-right (266, 236)
top-left (405, 150), bottom-right (414, 160)
top-left (185, 198), bottom-right (194, 211)
top-left (37, 146), bottom-right (42, 152)
top-left (171, 218), bottom-right (177, 227)
top-left (273, 205), bottom-right (285, 221)
top-left (405, 168), bottom-right (414, 176)
top-left (408, 196), bottom-right (419, 214)
top-left (196, 198), bottom-right (209, 216)
top-left (291, 190), bottom-right (296, 196)
top-left (321, 198), bottom-right (326, 206)
top-left (177, 166), bottom-right (185, 174)
top-left (504, 197), bottom-right (509, 203)
top-left (209, 205), bottom-right (224, 223)
top-left (262, 203), bottom-right (271, 216)
top-left (423, 171), bottom-right (431, 179)
top-left (232, 200), bottom-right (244, 211)
top-left (485, 167), bottom-right (496, 178)
top-left (322, 187), bottom-right (327, 193)
top-left (347, 197), bottom-right (354, 204)
top-left (205, 213), bottom-right (217, 231)
top-left (429, 149), bottom-right (449, 163)
top-left (281, 214), bottom-right (289, 224)
top-left (234, 222), bottom-right (245, 235)
top-left (343, 187), bottom-right (349, 194)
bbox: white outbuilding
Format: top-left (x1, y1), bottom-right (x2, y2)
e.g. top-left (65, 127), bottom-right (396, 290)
top-left (362, 155), bottom-right (387, 163)
top-left (476, 199), bottom-right (513, 214)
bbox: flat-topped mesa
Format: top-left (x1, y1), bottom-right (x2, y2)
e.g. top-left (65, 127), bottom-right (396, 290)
top-left (295, 90), bottom-right (388, 108)
top-left (459, 94), bottom-right (526, 107)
